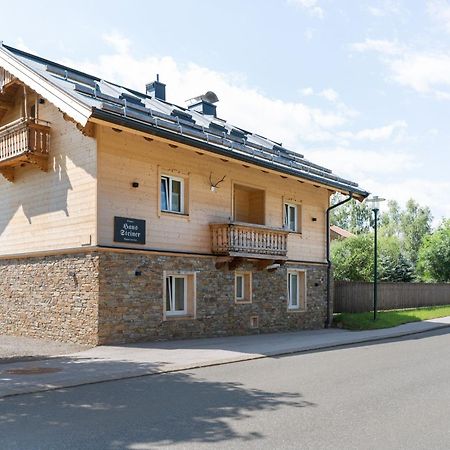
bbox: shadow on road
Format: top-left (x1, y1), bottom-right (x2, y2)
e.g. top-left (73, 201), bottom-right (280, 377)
top-left (0, 367), bottom-right (315, 449)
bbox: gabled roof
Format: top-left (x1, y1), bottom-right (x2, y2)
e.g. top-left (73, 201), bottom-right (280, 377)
top-left (0, 43), bottom-right (369, 199)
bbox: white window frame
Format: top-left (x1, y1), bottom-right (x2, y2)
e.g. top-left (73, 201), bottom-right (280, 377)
top-left (165, 275), bottom-right (187, 316)
top-left (235, 274), bottom-right (245, 301)
top-left (284, 202), bottom-right (298, 232)
top-left (235, 271), bottom-right (252, 304)
top-left (161, 175), bottom-right (185, 214)
top-left (287, 270), bottom-right (306, 310)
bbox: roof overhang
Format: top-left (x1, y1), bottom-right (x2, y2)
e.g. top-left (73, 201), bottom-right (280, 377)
top-left (91, 108), bottom-right (369, 201)
top-left (0, 44), bottom-right (91, 126)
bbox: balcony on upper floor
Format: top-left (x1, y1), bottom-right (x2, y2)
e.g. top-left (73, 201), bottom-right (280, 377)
top-left (0, 118), bottom-right (50, 182)
top-left (210, 222), bottom-right (288, 268)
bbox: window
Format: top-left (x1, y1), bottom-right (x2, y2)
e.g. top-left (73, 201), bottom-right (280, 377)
top-left (165, 275), bottom-right (187, 316)
top-left (164, 272), bottom-right (196, 318)
top-left (284, 202), bottom-right (301, 232)
top-left (287, 270), bottom-right (306, 310)
top-left (235, 272), bottom-right (252, 303)
top-left (161, 175), bottom-right (184, 213)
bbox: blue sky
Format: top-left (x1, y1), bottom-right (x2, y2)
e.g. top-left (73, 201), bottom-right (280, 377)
top-left (2, 0), bottom-right (450, 222)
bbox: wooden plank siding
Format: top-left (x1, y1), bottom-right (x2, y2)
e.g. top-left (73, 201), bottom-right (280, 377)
top-left (0, 101), bottom-right (97, 255)
top-left (334, 281), bottom-right (450, 313)
top-left (97, 125), bottom-right (329, 262)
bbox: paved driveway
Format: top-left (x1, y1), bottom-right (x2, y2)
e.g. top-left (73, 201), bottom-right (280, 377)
top-left (0, 335), bottom-right (90, 363)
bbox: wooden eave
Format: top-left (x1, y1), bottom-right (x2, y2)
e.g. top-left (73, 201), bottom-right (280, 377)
top-left (0, 46), bottom-right (91, 127)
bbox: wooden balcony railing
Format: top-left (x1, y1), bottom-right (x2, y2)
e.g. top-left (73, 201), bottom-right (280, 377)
top-left (0, 119), bottom-right (50, 181)
top-left (210, 222), bottom-right (288, 260)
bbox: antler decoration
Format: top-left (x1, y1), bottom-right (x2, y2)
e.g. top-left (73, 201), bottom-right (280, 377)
top-left (209, 173), bottom-right (226, 191)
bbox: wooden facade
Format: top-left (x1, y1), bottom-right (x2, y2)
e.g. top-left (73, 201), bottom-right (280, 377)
top-left (0, 97), bottom-right (97, 255)
top-left (0, 105), bottom-right (331, 261)
top-left (95, 124), bottom-right (330, 263)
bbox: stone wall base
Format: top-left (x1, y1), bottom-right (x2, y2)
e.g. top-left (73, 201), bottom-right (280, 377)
top-left (0, 250), bottom-right (328, 345)
top-left (0, 253), bottom-right (99, 345)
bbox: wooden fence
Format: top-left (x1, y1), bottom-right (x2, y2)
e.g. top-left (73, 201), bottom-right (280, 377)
top-left (334, 281), bottom-right (450, 313)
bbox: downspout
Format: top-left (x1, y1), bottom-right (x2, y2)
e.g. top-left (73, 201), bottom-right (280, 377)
top-left (325, 192), bottom-right (353, 328)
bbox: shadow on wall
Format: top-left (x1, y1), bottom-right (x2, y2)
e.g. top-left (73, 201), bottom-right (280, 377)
top-left (0, 360), bottom-right (315, 448)
top-left (0, 153), bottom-right (73, 237)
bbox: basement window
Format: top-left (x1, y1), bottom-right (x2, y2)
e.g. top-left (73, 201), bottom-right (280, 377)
top-left (164, 272), bottom-right (196, 318)
top-left (235, 272), bottom-right (252, 303)
top-left (287, 270), bottom-right (306, 311)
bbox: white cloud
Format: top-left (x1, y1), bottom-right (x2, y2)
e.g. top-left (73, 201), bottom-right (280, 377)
top-left (350, 38), bottom-right (450, 100)
top-left (102, 32), bottom-right (131, 54)
top-left (389, 51), bottom-right (450, 98)
top-left (365, 178), bottom-right (450, 224)
top-left (62, 33), bottom-right (355, 148)
top-left (338, 120), bottom-right (407, 141)
top-left (299, 87), bottom-right (339, 102)
top-left (287, 0), bottom-right (324, 18)
top-left (427, 0), bottom-right (450, 33)
top-left (350, 39), bottom-right (404, 56)
top-left (304, 28), bottom-right (314, 41)
top-left (367, 0), bottom-right (405, 17)
top-left (308, 147), bottom-right (416, 180)
top-left (319, 88), bottom-right (339, 102)
top-left (300, 87), bottom-right (314, 96)
top-left (13, 38), bottom-right (36, 54)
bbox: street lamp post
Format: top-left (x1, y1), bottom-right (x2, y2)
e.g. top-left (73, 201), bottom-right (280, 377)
top-left (365, 196), bottom-right (385, 321)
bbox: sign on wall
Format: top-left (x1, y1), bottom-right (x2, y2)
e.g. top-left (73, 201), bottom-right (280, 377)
top-left (114, 217), bottom-right (146, 245)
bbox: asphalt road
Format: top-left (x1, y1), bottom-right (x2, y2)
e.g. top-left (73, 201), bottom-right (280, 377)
top-left (1, 328), bottom-right (450, 450)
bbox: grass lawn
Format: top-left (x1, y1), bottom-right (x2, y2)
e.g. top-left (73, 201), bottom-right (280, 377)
top-left (333, 305), bottom-right (450, 330)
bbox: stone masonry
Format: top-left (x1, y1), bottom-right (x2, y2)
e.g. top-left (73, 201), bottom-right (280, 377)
top-left (98, 252), bottom-right (327, 344)
top-left (0, 253), bottom-right (100, 345)
top-left (0, 250), bottom-right (328, 345)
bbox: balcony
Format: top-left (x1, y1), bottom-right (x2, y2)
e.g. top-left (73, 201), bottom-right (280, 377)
top-left (210, 222), bottom-right (288, 264)
top-left (0, 119), bottom-right (50, 181)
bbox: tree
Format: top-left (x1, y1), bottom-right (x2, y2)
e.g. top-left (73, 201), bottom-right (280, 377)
top-left (331, 234), bottom-right (373, 281)
top-left (417, 220), bottom-right (450, 282)
top-left (379, 200), bottom-right (402, 238)
top-left (378, 236), bottom-right (414, 282)
top-left (331, 234), bottom-right (414, 282)
top-left (330, 195), bottom-right (372, 235)
top-left (400, 199), bottom-right (433, 266)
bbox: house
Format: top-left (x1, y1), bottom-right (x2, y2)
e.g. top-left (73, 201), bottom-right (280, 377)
top-left (0, 43), bottom-right (368, 345)
top-left (330, 225), bottom-right (355, 240)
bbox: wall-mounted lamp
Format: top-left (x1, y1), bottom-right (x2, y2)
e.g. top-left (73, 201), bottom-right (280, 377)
top-left (209, 173), bottom-right (226, 192)
top-left (132, 181), bottom-right (139, 188)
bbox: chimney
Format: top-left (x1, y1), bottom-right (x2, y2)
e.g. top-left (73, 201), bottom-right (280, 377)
top-left (146, 74), bottom-right (166, 101)
top-left (187, 91), bottom-right (219, 117)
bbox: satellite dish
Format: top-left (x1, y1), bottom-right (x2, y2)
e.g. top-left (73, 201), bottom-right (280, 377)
top-left (186, 91), bottom-right (219, 105)
top-left (203, 91), bottom-right (219, 104)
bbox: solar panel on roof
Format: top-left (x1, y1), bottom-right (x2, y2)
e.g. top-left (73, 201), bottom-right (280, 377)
top-left (209, 122), bottom-right (226, 133)
top-left (120, 93), bottom-right (144, 106)
top-left (46, 64), bottom-right (97, 88)
top-left (74, 83), bottom-right (95, 97)
top-left (171, 110), bottom-right (195, 123)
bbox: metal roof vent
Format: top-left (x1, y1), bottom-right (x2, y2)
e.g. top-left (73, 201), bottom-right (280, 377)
top-left (146, 74), bottom-right (166, 101)
top-left (186, 91), bottom-right (219, 117)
